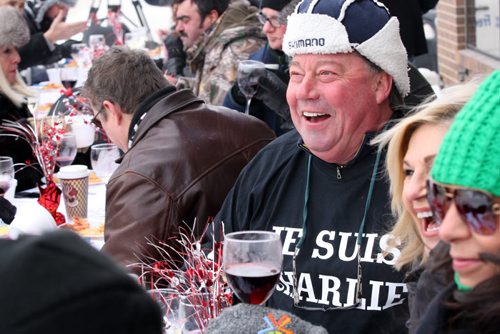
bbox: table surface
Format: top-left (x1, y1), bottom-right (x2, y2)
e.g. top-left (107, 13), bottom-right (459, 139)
top-left (1, 183), bottom-right (106, 248)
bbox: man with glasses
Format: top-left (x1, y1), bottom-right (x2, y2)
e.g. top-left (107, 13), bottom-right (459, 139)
top-left (169, 0), bottom-right (265, 105)
top-left (216, 0), bottom-right (413, 332)
top-left (223, 0), bottom-right (296, 136)
top-left (82, 47), bottom-right (275, 273)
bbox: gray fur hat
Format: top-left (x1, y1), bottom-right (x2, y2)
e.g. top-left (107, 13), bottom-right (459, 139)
top-left (35, 0), bottom-right (78, 23)
top-left (205, 304), bottom-right (328, 333)
top-left (0, 6), bottom-right (30, 48)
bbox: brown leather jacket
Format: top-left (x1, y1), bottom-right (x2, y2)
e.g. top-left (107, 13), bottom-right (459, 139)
top-left (102, 89), bottom-right (275, 270)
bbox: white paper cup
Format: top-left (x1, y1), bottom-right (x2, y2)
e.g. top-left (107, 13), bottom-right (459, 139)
top-left (57, 165), bottom-right (90, 221)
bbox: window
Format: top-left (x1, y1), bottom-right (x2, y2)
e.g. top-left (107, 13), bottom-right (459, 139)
top-left (465, 0), bottom-right (500, 60)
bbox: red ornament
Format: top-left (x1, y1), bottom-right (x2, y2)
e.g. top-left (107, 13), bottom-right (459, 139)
top-left (38, 181), bottom-right (65, 225)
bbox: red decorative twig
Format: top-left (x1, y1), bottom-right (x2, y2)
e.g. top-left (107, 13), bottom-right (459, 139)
top-left (134, 220), bottom-right (232, 332)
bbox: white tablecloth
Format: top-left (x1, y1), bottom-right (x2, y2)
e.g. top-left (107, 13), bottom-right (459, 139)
top-left (6, 183), bottom-right (106, 248)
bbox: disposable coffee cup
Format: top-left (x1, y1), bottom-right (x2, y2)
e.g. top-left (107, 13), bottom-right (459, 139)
top-left (57, 165), bottom-right (89, 222)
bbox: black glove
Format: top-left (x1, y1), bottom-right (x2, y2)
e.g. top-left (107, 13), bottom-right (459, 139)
top-left (254, 70), bottom-right (293, 129)
top-left (59, 39), bottom-right (81, 59)
top-left (229, 81), bottom-right (248, 106)
top-left (0, 196), bottom-right (17, 224)
top-left (163, 33), bottom-right (186, 76)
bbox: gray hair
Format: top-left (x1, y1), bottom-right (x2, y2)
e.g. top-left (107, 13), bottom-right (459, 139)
top-left (0, 6), bottom-right (29, 48)
top-left (82, 47), bottom-right (170, 116)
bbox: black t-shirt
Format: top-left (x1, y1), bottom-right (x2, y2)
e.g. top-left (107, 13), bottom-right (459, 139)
top-left (216, 130), bottom-right (409, 333)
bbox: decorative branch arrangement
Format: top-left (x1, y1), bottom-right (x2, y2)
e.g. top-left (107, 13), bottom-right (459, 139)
top-left (136, 222), bottom-right (232, 332)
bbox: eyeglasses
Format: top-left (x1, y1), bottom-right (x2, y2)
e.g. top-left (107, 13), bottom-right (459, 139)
top-left (91, 105), bottom-right (105, 129)
top-left (426, 179), bottom-right (500, 235)
top-left (257, 12), bottom-right (282, 28)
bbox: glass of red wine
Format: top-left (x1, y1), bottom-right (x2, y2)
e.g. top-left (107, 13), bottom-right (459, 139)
top-left (0, 156), bottom-right (15, 197)
top-left (55, 133), bottom-right (78, 168)
top-left (60, 67), bottom-right (79, 89)
top-left (237, 60), bottom-right (266, 115)
top-left (223, 231), bottom-right (283, 305)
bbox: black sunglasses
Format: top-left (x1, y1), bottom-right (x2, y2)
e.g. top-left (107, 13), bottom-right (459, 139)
top-left (91, 105), bottom-right (105, 129)
top-left (426, 179), bottom-right (500, 235)
top-left (257, 12), bottom-right (282, 28)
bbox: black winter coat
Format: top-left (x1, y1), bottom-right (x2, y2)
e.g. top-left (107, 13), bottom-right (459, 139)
top-left (381, 0), bottom-right (439, 58)
top-left (0, 94), bottom-right (41, 191)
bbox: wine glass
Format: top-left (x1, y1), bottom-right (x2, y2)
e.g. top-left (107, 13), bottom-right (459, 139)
top-left (148, 289), bottom-right (184, 334)
top-left (88, 34), bottom-right (107, 60)
top-left (26, 95), bottom-right (38, 116)
top-left (0, 156), bottom-right (15, 197)
top-left (70, 43), bottom-right (89, 66)
top-left (55, 133), bottom-right (78, 167)
top-left (60, 67), bottom-right (79, 89)
top-left (223, 231), bottom-right (283, 305)
top-left (237, 60), bottom-right (266, 115)
top-left (90, 143), bottom-right (120, 183)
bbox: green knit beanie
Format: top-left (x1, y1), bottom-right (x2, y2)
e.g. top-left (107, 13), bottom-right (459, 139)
top-left (431, 70), bottom-right (500, 196)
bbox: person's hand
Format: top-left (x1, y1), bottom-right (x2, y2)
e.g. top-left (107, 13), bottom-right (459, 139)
top-left (44, 11), bottom-right (88, 44)
top-left (254, 70), bottom-right (292, 126)
top-left (163, 33), bottom-right (186, 76)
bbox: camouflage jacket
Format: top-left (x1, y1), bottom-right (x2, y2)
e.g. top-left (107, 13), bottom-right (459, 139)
top-left (176, 0), bottom-right (265, 105)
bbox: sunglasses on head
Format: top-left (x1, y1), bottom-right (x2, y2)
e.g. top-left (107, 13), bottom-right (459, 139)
top-left (426, 179), bottom-right (500, 235)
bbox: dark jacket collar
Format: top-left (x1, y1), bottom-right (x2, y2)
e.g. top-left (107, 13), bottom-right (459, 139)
top-left (128, 88), bottom-right (204, 149)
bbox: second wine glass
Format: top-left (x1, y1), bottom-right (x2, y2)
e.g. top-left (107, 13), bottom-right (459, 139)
top-left (60, 67), bottom-right (79, 89)
top-left (223, 231), bottom-right (283, 305)
top-left (237, 60), bottom-right (266, 115)
top-left (55, 133), bottom-right (77, 167)
top-left (90, 143), bottom-right (120, 183)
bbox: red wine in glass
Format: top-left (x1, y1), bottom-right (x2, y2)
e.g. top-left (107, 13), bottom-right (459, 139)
top-left (61, 80), bottom-right (77, 89)
top-left (225, 262), bottom-right (280, 305)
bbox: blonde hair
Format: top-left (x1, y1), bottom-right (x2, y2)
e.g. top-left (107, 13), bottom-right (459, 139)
top-left (372, 79), bottom-right (481, 270)
top-left (0, 65), bottom-right (34, 107)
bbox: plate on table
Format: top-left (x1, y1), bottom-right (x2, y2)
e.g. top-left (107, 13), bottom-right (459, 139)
top-left (53, 170), bottom-right (104, 186)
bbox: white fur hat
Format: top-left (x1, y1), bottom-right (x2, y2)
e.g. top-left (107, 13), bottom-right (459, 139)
top-left (283, 0), bottom-right (410, 97)
top-left (0, 6), bottom-right (30, 48)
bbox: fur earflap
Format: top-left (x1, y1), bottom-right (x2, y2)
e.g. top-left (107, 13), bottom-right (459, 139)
top-left (0, 6), bottom-right (30, 48)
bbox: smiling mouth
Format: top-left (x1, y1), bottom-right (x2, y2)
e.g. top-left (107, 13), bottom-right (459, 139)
top-left (303, 112), bottom-right (330, 122)
top-left (417, 210), bottom-right (439, 232)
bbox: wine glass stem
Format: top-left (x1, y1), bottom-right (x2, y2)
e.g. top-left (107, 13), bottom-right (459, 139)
top-left (245, 97), bottom-right (252, 115)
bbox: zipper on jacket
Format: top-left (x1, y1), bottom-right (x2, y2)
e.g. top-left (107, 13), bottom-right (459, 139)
top-left (336, 165), bottom-right (345, 180)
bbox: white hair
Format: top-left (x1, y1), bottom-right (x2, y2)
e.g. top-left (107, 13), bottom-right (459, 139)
top-left (0, 68), bottom-right (34, 107)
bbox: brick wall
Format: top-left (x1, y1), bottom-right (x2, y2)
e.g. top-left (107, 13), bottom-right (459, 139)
top-left (436, 0), bottom-right (500, 85)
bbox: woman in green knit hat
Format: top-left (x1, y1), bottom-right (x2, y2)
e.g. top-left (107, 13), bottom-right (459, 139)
top-left (415, 70), bottom-right (500, 333)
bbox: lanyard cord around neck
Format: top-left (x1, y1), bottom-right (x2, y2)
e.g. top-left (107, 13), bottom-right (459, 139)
top-left (292, 146), bottom-right (384, 303)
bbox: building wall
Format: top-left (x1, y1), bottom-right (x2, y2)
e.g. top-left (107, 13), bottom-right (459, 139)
top-left (436, 0), bottom-right (500, 85)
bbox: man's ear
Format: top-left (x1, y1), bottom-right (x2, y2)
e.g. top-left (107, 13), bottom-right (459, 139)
top-left (102, 100), bottom-right (123, 125)
top-left (374, 72), bottom-right (393, 104)
top-left (203, 9), bottom-right (219, 28)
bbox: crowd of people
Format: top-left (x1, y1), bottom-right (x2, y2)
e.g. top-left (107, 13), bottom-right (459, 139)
top-left (0, 0), bottom-right (498, 333)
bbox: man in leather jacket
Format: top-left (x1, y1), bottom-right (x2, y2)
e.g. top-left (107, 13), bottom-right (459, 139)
top-left (82, 47), bottom-right (275, 272)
